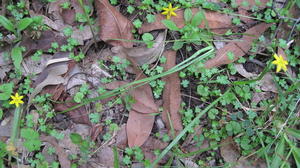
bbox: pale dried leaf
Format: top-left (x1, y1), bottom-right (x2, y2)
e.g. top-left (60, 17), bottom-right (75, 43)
top-left (27, 63), bottom-right (68, 107)
top-left (139, 9), bottom-right (233, 34)
top-left (111, 32), bottom-right (166, 65)
top-left (96, 0), bottom-right (134, 48)
top-left (205, 23), bottom-right (271, 68)
top-left (162, 50), bottom-right (183, 135)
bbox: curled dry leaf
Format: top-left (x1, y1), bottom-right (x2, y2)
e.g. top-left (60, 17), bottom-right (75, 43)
top-left (40, 135), bottom-right (71, 168)
top-left (205, 23), bottom-right (271, 68)
top-left (139, 9), bottom-right (233, 34)
top-left (111, 31), bottom-right (166, 65)
top-left (234, 63), bottom-right (278, 93)
top-left (162, 50), bottom-right (183, 135)
top-left (96, 0), bottom-right (134, 48)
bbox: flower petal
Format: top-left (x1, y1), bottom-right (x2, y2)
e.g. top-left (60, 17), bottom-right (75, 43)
top-left (162, 11), bottom-right (168, 15)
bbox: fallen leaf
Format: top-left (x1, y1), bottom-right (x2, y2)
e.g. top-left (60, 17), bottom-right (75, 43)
top-left (61, 8), bottom-right (76, 25)
top-left (111, 31), bottom-right (166, 65)
top-left (41, 135), bottom-right (71, 168)
top-left (127, 111), bottom-right (155, 147)
top-left (162, 50), bottom-right (183, 136)
top-left (139, 9), bottom-right (233, 34)
top-left (126, 71), bottom-right (158, 147)
top-left (205, 23), bottom-right (271, 68)
top-left (95, 0), bottom-right (134, 48)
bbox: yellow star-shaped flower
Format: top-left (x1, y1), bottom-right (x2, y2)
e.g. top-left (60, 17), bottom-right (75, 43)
top-left (9, 93), bottom-right (24, 107)
top-left (161, 3), bottom-right (179, 19)
top-left (272, 53), bottom-right (288, 73)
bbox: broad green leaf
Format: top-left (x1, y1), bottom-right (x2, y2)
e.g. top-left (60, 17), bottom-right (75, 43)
top-left (271, 137), bottom-right (285, 168)
top-left (0, 15), bottom-right (15, 33)
top-left (0, 82), bottom-right (14, 100)
top-left (17, 18), bottom-right (33, 31)
top-left (191, 10), bottom-right (205, 27)
top-left (172, 41), bottom-right (184, 50)
top-left (184, 8), bottom-right (193, 22)
top-left (11, 47), bottom-right (23, 70)
top-left (162, 20), bottom-right (179, 31)
top-left (286, 128), bottom-right (300, 139)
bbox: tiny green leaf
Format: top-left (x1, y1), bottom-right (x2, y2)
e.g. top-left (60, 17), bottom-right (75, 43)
top-left (162, 20), bottom-right (179, 31)
top-left (0, 15), bottom-right (15, 33)
top-left (172, 41), bottom-right (184, 50)
top-left (70, 133), bottom-right (83, 144)
top-left (11, 46), bottom-right (23, 70)
top-left (191, 10), bottom-right (205, 27)
top-left (184, 8), bottom-right (193, 22)
top-left (17, 18), bottom-right (33, 31)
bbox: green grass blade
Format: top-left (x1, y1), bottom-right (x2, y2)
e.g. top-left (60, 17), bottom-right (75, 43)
top-left (113, 146), bottom-right (120, 168)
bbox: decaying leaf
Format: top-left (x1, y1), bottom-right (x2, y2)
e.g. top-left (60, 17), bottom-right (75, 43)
top-left (205, 23), bottom-right (271, 68)
top-left (162, 50), bottom-right (183, 135)
top-left (41, 135), bottom-right (71, 168)
top-left (111, 31), bottom-right (166, 65)
top-left (127, 73), bottom-right (158, 147)
top-left (139, 9), bottom-right (233, 34)
top-left (95, 0), bottom-right (134, 48)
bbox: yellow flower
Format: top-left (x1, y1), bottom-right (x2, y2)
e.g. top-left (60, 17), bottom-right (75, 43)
top-left (9, 93), bottom-right (24, 107)
top-left (161, 3), bottom-right (179, 19)
top-left (272, 53), bottom-right (288, 73)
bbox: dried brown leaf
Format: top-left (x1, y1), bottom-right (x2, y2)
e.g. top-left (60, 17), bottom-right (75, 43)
top-left (126, 72), bottom-right (158, 147)
top-left (205, 23), bottom-right (271, 68)
top-left (95, 0), bottom-right (134, 48)
top-left (139, 9), bottom-right (233, 34)
top-left (127, 111), bottom-right (155, 147)
top-left (162, 50), bottom-right (183, 135)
